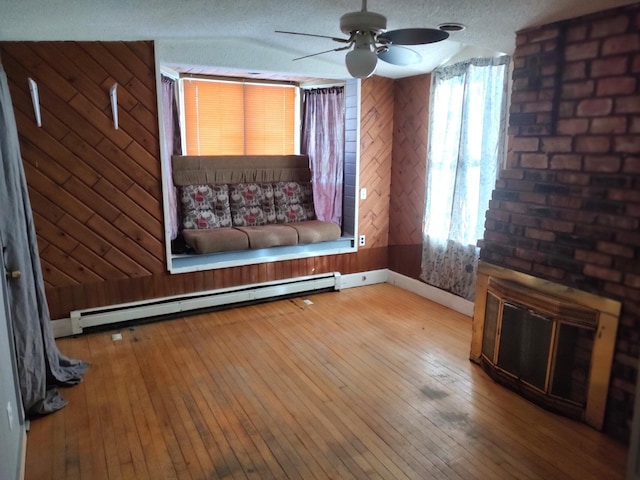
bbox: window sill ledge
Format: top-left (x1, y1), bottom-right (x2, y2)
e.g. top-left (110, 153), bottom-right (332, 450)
top-left (169, 236), bottom-right (356, 274)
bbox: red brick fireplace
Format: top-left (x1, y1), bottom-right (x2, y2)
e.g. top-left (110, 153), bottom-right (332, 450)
top-left (477, 3), bottom-right (639, 441)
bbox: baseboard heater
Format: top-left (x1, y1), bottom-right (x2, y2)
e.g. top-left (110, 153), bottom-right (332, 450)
top-left (69, 272), bottom-right (341, 335)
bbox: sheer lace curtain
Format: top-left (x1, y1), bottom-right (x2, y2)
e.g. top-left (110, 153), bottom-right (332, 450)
top-left (161, 75), bottom-right (182, 241)
top-left (421, 57), bottom-right (509, 301)
top-left (301, 87), bottom-right (345, 225)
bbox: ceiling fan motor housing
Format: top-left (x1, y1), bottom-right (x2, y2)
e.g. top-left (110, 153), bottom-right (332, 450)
top-left (340, 10), bottom-right (387, 35)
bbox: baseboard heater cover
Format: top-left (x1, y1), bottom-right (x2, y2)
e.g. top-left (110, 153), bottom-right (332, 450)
top-left (70, 272), bottom-right (341, 334)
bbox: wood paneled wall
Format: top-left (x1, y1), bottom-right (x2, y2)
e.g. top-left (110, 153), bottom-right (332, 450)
top-left (1, 41), bottom-right (164, 284)
top-left (0, 41), bottom-right (391, 320)
top-left (358, 76), bottom-right (394, 250)
top-left (388, 74), bottom-right (431, 279)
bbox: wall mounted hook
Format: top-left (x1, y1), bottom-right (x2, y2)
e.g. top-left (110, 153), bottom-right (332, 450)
top-left (110, 83), bottom-right (118, 130)
top-left (28, 77), bottom-right (41, 127)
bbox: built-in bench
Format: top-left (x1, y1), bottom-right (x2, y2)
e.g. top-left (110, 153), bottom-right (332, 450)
top-left (173, 155), bottom-right (342, 255)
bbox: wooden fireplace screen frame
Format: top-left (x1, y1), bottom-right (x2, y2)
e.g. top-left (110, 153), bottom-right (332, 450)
top-left (471, 262), bottom-right (621, 430)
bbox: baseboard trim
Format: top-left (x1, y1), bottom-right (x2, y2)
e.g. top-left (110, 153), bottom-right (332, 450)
top-left (70, 272), bottom-right (339, 335)
top-left (52, 318), bottom-right (73, 338)
top-left (336, 269), bottom-right (389, 289)
top-left (387, 270), bottom-right (474, 317)
top-left (19, 426), bottom-right (26, 480)
top-left (51, 269), bottom-right (472, 338)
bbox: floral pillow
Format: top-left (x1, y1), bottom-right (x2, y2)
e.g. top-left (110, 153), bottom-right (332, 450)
top-left (179, 184), bottom-right (232, 230)
top-left (273, 181), bottom-right (316, 223)
top-left (229, 183), bottom-right (276, 226)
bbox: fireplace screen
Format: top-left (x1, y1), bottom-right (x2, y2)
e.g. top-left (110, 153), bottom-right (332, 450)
top-left (471, 262), bottom-right (621, 430)
top-left (497, 303), bottom-right (552, 392)
top-left (482, 287), bottom-right (595, 408)
top-left (552, 322), bottom-right (594, 405)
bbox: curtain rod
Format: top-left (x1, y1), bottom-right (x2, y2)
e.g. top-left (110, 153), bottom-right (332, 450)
top-left (179, 72), bottom-right (299, 87)
top-left (301, 83), bottom-right (345, 90)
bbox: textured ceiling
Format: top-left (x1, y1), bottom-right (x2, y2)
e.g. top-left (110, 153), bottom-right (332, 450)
top-left (1, 0), bottom-right (636, 79)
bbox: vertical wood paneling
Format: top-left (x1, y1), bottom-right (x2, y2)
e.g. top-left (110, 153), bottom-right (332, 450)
top-left (1, 41), bottom-right (390, 319)
top-left (388, 244), bottom-right (423, 279)
top-left (342, 78), bottom-right (358, 236)
top-left (389, 74), bottom-right (431, 278)
top-left (44, 249), bottom-right (388, 318)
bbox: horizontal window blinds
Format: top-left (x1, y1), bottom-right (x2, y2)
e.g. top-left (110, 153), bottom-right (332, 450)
top-left (183, 79), bottom-right (296, 155)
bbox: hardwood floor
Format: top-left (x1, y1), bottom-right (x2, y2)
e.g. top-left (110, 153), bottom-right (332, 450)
top-left (26, 284), bottom-right (627, 479)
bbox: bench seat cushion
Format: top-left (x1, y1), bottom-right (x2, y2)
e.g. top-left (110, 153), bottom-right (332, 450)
top-left (287, 220), bottom-right (341, 244)
top-left (183, 228), bottom-right (249, 254)
top-left (234, 224), bottom-right (298, 249)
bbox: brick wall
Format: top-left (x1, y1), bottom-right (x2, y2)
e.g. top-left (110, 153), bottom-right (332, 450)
top-left (480, 3), bottom-right (640, 441)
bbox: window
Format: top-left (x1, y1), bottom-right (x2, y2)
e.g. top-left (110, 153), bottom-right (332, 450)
top-left (181, 78), bottom-right (298, 155)
top-left (420, 57), bottom-right (510, 300)
top-left (159, 71), bottom-right (359, 273)
top-left (425, 74), bottom-right (500, 244)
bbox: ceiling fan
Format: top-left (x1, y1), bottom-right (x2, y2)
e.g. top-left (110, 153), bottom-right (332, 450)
top-left (276, 0), bottom-right (450, 78)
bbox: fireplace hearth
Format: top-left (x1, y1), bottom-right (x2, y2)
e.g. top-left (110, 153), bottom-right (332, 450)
top-left (471, 262), bottom-right (621, 429)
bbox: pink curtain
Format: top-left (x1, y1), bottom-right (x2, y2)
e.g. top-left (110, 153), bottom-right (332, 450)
top-left (161, 76), bottom-right (182, 240)
top-left (301, 87), bottom-right (345, 225)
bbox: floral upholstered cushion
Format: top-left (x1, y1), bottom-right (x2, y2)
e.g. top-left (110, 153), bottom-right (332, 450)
top-left (229, 183), bottom-right (276, 226)
top-left (273, 181), bottom-right (316, 223)
top-left (179, 184), bottom-right (232, 229)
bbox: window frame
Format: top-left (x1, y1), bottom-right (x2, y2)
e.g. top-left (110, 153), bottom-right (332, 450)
top-left (178, 75), bottom-right (301, 157)
top-left (423, 59), bottom-right (509, 245)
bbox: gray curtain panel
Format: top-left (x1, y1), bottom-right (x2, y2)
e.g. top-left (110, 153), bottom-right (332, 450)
top-left (0, 64), bottom-right (88, 416)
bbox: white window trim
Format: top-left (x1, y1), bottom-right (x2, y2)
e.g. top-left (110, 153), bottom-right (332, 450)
top-left (155, 62), bottom-right (361, 274)
top-left (177, 76), bottom-right (301, 157)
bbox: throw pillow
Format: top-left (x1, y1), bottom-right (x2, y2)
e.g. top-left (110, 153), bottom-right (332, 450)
top-left (179, 184), bottom-right (232, 230)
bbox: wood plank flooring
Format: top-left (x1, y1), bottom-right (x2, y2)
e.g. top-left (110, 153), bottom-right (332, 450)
top-left (25, 284), bottom-right (627, 479)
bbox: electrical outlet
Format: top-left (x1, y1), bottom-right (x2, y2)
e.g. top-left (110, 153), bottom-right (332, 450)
top-left (360, 188), bottom-right (367, 200)
top-left (359, 235), bottom-right (366, 246)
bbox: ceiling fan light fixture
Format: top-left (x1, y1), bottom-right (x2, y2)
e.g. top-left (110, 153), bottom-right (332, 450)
top-left (345, 31), bottom-right (378, 78)
top-left (346, 46), bottom-right (378, 78)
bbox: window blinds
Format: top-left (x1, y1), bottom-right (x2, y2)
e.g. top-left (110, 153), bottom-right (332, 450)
top-left (182, 79), bottom-right (296, 156)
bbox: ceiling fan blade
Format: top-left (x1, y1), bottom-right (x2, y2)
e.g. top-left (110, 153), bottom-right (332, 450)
top-left (293, 45), bottom-right (351, 61)
top-left (275, 30), bottom-right (350, 44)
top-left (378, 28), bottom-right (449, 45)
top-left (377, 45), bottom-right (422, 66)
